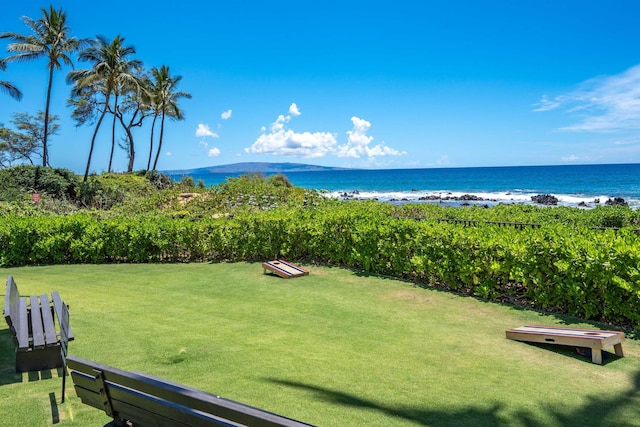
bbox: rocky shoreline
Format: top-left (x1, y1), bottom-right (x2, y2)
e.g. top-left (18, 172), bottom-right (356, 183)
top-left (338, 190), bottom-right (629, 208)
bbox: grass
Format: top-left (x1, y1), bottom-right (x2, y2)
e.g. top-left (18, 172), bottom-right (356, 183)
top-left (1, 262), bottom-right (640, 426)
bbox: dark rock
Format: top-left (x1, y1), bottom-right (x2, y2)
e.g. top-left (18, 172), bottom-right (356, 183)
top-left (459, 194), bottom-right (484, 201)
top-left (605, 197), bottom-right (628, 207)
top-left (531, 194), bottom-right (558, 205)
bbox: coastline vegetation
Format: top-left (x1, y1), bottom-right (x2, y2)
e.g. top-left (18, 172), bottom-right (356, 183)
top-left (1, 164), bottom-right (640, 330)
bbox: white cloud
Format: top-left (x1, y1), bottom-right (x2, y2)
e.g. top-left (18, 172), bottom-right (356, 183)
top-left (533, 95), bottom-right (564, 112)
top-left (613, 139), bottom-right (638, 145)
top-left (289, 103), bottom-right (301, 116)
top-left (247, 104), bottom-right (338, 158)
top-left (221, 109), bottom-right (232, 120)
top-left (247, 108), bottom-right (405, 159)
top-left (271, 115), bottom-right (288, 132)
top-left (166, 152), bottom-right (172, 156)
top-left (195, 123), bottom-right (219, 138)
top-left (208, 147), bottom-right (221, 157)
top-left (248, 130), bottom-right (337, 158)
top-left (199, 140), bottom-right (208, 148)
top-left (336, 116), bottom-right (406, 158)
top-left (535, 64), bottom-right (640, 132)
top-left (436, 155), bottom-right (450, 166)
top-left (561, 154), bottom-right (579, 162)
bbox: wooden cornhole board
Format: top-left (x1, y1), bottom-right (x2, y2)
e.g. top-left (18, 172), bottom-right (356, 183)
top-left (262, 260), bottom-right (309, 279)
top-left (506, 325), bottom-right (625, 365)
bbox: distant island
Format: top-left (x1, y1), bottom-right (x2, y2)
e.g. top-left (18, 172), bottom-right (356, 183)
top-left (165, 162), bottom-right (353, 175)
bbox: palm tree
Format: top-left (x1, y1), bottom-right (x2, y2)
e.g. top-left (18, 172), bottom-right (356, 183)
top-left (0, 59), bottom-right (23, 101)
top-left (67, 35), bottom-right (141, 181)
top-left (1, 6), bottom-right (84, 166)
top-left (149, 65), bottom-right (191, 171)
top-left (145, 76), bottom-right (160, 171)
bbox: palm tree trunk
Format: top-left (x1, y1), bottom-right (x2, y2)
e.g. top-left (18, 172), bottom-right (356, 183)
top-left (152, 110), bottom-right (165, 171)
top-left (117, 114), bottom-right (136, 172)
top-left (108, 94), bottom-right (118, 173)
top-left (43, 65), bottom-right (55, 166)
top-left (83, 96), bottom-right (110, 182)
top-left (127, 132), bottom-right (135, 172)
top-left (147, 114), bottom-right (158, 171)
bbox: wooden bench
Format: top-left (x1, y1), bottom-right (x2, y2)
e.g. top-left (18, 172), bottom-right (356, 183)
top-left (506, 325), bottom-right (625, 365)
top-left (66, 355), bottom-right (315, 427)
top-left (262, 260), bottom-right (309, 279)
top-left (3, 275), bottom-right (74, 372)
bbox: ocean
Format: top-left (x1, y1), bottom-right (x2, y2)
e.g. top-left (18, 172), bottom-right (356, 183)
top-left (169, 163), bottom-right (640, 209)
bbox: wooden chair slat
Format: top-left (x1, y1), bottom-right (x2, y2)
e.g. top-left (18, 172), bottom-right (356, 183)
top-left (39, 294), bottom-right (58, 346)
top-left (29, 295), bottom-right (46, 349)
top-left (16, 297), bottom-right (30, 350)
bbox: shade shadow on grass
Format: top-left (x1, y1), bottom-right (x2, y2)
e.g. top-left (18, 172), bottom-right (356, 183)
top-left (267, 372), bottom-right (640, 427)
top-left (0, 329), bottom-right (63, 386)
top-left (269, 372), bottom-right (640, 427)
top-left (49, 392), bottom-right (60, 424)
top-left (268, 379), bottom-right (505, 426)
top-left (514, 371), bottom-right (640, 427)
top-left (517, 342), bottom-right (624, 366)
top-left (0, 329), bottom-right (21, 386)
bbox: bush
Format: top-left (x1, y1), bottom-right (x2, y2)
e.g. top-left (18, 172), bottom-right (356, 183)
top-left (0, 165), bottom-right (79, 201)
top-left (76, 173), bottom-right (158, 210)
top-left (144, 170), bottom-right (173, 190)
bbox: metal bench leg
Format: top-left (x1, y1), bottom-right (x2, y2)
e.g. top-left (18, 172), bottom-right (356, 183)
top-left (591, 348), bottom-right (603, 365)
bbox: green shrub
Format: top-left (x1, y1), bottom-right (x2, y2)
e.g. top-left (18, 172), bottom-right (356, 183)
top-left (180, 175), bottom-right (195, 188)
top-left (144, 170), bottom-right (173, 190)
top-left (0, 165), bottom-right (79, 201)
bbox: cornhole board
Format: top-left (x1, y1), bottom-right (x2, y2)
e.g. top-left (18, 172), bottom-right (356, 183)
top-left (262, 260), bottom-right (309, 279)
top-left (506, 325), bottom-right (625, 365)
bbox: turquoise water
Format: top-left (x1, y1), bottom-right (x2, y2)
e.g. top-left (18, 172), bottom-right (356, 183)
top-left (168, 163), bottom-right (640, 208)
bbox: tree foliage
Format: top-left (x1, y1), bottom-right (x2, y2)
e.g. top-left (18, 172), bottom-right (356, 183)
top-left (2, 8), bottom-right (191, 173)
top-left (0, 111), bottom-right (59, 166)
top-left (0, 58), bottom-right (23, 101)
top-left (1, 6), bottom-right (85, 165)
top-left (67, 34), bottom-right (142, 181)
top-left (148, 65), bottom-right (191, 171)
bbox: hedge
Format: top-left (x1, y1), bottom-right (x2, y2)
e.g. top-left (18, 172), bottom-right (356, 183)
top-left (1, 201), bottom-right (639, 328)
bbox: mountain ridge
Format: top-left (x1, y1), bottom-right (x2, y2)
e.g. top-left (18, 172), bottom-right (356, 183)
top-left (165, 162), bottom-right (353, 174)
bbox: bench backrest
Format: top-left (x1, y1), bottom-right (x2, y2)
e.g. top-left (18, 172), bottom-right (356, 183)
top-left (4, 275), bottom-right (20, 330)
top-left (59, 299), bottom-right (70, 356)
top-left (66, 355), bottom-right (315, 427)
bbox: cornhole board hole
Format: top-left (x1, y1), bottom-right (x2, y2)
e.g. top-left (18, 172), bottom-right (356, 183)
top-left (262, 260), bottom-right (309, 279)
top-left (506, 325), bottom-right (625, 365)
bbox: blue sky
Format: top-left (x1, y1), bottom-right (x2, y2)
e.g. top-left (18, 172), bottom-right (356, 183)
top-left (1, 1), bottom-right (640, 173)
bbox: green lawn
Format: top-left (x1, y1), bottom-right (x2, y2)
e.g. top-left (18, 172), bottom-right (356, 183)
top-left (1, 263), bottom-right (639, 426)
